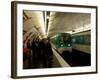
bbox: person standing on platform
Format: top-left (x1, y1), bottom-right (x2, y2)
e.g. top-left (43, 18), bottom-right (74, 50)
top-left (41, 38), bottom-right (53, 68)
top-left (23, 40), bottom-right (30, 69)
top-left (32, 39), bottom-right (37, 68)
top-left (27, 39), bottom-right (32, 68)
top-left (46, 38), bottom-right (53, 68)
top-left (41, 39), bottom-right (47, 68)
top-left (34, 39), bottom-right (41, 68)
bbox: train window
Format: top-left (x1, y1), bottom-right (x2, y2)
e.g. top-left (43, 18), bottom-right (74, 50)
top-left (72, 38), bottom-right (76, 43)
top-left (72, 34), bottom-right (91, 45)
top-left (84, 35), bottom-right (91, 45)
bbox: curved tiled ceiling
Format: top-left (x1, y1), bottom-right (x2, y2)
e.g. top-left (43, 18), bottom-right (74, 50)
top-left (23, 11), bottom-right (46, 41)
top-left (23, 11), bottom-right (91, 41)
top-left (47, 12), bottom-right (90, 37)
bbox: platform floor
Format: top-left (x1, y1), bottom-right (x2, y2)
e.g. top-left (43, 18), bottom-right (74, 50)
top-left (23, 48), bottom-right (90, 69)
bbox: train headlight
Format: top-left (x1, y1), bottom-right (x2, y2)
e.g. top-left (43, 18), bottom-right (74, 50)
top-left (68, 44), bottom-right (70, 47)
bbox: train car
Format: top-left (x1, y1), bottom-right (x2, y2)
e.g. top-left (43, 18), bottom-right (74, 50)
top-left (72, 30), bottom-right (91, 54)
top-left (51, 33), bottom-right (72, 53)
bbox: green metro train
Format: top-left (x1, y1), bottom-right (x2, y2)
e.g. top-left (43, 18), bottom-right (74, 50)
top-left (51, 30), bottom-right (90, 54)
top-left (51, 33), bottom-right (72, 53)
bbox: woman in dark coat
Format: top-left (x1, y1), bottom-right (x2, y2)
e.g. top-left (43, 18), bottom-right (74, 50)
top-left (42, 38), bottom-right (53, 68)
top-left (32, 40), bottom-right (37, 68)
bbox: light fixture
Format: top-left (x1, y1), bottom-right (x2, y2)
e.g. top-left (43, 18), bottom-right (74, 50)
top-left (46, 15), bottom-right (50, 19)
